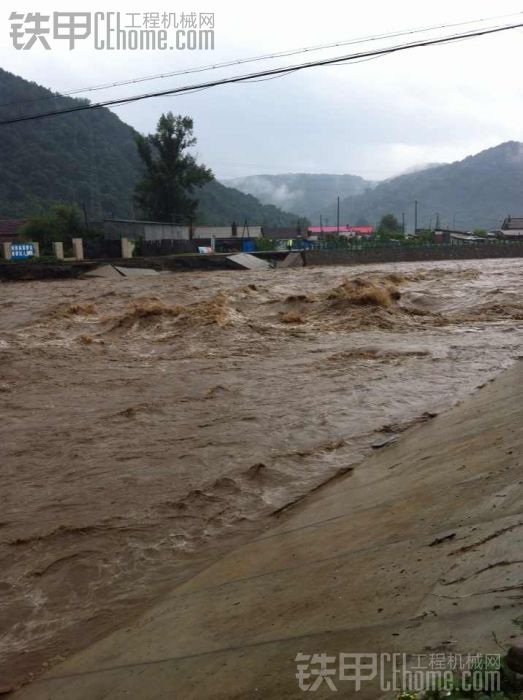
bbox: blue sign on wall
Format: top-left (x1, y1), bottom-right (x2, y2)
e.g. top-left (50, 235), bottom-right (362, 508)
top-left (11, 243), bottom-right (35, 260)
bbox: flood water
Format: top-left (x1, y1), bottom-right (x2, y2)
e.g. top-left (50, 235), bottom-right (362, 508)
top-left (1, 258), bottom-right (522, 687)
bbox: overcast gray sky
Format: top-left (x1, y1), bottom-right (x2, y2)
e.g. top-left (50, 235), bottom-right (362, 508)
top-left (1, 0), bottom-right (522, 180)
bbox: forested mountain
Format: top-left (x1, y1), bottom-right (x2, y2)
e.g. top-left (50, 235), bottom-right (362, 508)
top-left (0, 68), bottom-right (140, 219)
top-left (324, 142), bottom-right (523, 231)
top-left (2, 70), bottom-right (521, 231)
top-left (225, 173), bottom-right (371, 220)
top-left (0, 68), bottom-right (302, 226)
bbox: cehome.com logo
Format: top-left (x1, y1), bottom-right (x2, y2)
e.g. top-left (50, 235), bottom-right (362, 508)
top-left (9, 11), bottom-right (215, 51)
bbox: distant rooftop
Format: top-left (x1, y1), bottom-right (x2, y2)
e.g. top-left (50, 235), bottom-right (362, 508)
top-left (0, 219), bottom-right (26, 238)
top-left (501, 216), bottom-right (523, 230)
top-left (308, 225), bottom-right (374, 235)
top-left (449, 232), bottom-right (483, 240)
top-left (102, 219), bottom-right (189, 226)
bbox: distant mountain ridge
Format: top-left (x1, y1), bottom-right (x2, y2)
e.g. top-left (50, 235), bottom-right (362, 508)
top-left (0, 68), bottom-right (302, 227)
top-left (224, 146), bottom-right (523, 231)
top-left (325, 142), bottom-right (523, 231)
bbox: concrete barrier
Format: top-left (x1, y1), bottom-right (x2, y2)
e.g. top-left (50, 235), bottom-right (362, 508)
top-left (52, 242), bottom-right (64, 260)
top-left (121, 238), bottom-right (135, 259)
top-left (72, 238), bottom-right (84, 261)
top-left (1, 242), bottom-right (11, 260)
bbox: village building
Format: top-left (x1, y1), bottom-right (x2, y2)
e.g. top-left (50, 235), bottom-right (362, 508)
top-left (491, 216), bottom-right (523, 239)
top-left (0, 219), bottom-right (26, 242)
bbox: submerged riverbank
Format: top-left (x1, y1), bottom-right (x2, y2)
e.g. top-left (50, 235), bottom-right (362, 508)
top-left (11, 359), bottom-right (523, 699)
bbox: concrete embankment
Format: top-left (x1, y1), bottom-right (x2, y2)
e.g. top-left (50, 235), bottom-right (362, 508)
top-left (303, 242), bottom-right (523, 266)
top-left (11, 361), bottom-right (523, 699)
top-left (1, 243), bottom-right (522, 280)
top-left (0, 255), bottom-right (236, 280)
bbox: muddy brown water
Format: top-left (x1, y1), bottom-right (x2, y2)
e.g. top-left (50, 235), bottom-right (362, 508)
top-left (1, 258), bottom-right (522, 688)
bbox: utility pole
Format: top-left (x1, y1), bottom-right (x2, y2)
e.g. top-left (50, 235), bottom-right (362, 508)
top-left (82, 203), bottom-right (90, 231)
top-left (435, 212), bottom-right (440, 230)
top-left (320, 214), bottom-right (323, 232)
top-left (414, 200), bottom-right (418, 235)
top-left (401, 212), bottom-right (405, 235)
top-left (336, 196), bottom-right (340, 235)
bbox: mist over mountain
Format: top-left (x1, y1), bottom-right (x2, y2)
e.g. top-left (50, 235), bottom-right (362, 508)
top-left (389, 162), bottom-right (444, 178)
top-left (224, 173), bottom-right (371, 220)
top-left (0, 68), bottom-right (302, 227)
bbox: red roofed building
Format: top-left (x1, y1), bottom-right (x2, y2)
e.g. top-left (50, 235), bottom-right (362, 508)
top-left (308, 225), bottom-right (374, 236)
top-left (0, 219), bottom-right (26, 241)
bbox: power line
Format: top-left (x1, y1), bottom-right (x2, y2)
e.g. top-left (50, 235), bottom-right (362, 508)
top-left (1, 9), bottom-right (521, 112)
top-left (1, 20), bottom-right (521, 127)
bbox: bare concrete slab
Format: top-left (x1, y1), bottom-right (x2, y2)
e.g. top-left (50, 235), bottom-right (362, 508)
top-left (277, 252), bottom-right (304, 268)
top-left (113, 266), bottom-right (159, 277)
top-left (82, 265), bottom-right (123, 279)
top-left (12, 362), bottom-right (523, 699)
top-left (226, 253), bottom-right (271, 270)
top-left (83, 265), bottom-right (159, 279)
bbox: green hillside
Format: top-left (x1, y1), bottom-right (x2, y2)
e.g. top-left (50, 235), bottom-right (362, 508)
top-left (0, 68), bottom-right (140, 219)
top-left (0, 68), bottom-right (302, 227)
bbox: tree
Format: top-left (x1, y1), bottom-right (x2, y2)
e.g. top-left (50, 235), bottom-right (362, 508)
top-left (415, 228), bottom-right (435, 243)
top-left (134, 113), bottom-right (213, 223)
top-left (20, 203), bottom-right (86, 249)
top-left (376, 213), bottom-right (404, 240)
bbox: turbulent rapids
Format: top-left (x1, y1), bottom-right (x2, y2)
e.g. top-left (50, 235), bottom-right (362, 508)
top-left (1, 258), bottom-right (522, 688)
